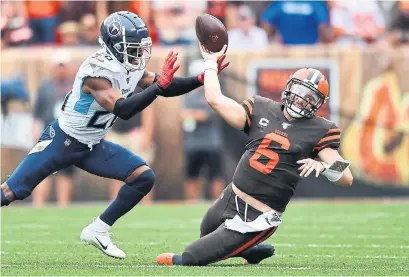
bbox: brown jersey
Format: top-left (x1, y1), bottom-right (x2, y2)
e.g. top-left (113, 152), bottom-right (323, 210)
top-left (233, 96), bottom-right (341, 212)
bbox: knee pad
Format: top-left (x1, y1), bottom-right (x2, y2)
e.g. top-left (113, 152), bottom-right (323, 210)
top-left (182, 251), bottom-right (199, 266)
top-left (127, 168), bottom-right (156, 196)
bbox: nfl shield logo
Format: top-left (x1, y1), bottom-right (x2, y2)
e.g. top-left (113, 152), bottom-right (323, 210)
top-left (281, 122), bottom-right (292, 130)
top-left (210, 35), bottom-right (219, 42)
top-left (64, 138), bottom-right (71, 146)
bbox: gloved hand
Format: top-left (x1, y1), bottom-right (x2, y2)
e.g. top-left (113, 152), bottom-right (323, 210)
top-left (157, 51), bottom-right (181, 89)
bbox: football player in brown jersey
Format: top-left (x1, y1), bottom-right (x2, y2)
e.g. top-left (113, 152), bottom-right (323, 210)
top-left (156, 45), bottom-right (353, 266)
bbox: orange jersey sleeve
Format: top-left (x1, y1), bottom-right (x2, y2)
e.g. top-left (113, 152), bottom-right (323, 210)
top-left (312, 126), bottom-right (341, 157)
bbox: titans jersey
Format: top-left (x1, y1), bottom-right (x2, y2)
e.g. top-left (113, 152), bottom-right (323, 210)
top-left (58, 50), bottom-right (144, 145)
top-left (233, 96), bottom-right (341, 212)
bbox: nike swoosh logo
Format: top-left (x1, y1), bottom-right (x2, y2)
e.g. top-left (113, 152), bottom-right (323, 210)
top-left (95, 238), bottom-right (108, 250)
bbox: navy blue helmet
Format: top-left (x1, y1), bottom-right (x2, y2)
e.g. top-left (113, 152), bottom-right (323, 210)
top-left (99, 11), bottom-right (152, 71)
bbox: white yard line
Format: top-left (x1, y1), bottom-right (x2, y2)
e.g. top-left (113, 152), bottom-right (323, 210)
top-left (4, 198), bottom-right (409, 208)
top-left (2, 240), bottom-right (408, 249)
top-left (1, 251), bottom-right (407, 260)
top-left (275, 233), bottom-right (405, 239)
top-left (276, 254), bottom-right (408, 259)
top-left (281, 225), bottom-right (406, 231)
top-left (269, 243), bottom-right (409, 249)
top-left (2, 224), bottom-right (404, 240)
top-left (1, 263), bottom-right (406, 272)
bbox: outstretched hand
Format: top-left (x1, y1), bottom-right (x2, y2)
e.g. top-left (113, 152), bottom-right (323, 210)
top-left (297, 158), bottom-right (326, 178)
top-left (199, 44), bottom-right (227, 62)
top-left (198, 45), bottom-right (230, 84)
top-left (157, 51), bottom-right (180, 89)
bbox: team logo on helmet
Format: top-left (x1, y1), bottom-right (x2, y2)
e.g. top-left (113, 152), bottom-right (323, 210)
top-left (108, 21), bottom-right (122, 38)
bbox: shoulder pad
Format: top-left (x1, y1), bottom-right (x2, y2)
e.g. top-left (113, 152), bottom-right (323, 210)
top-left (315, 116), bottom-right (338, 130)
top-left (88, 50), bottom-right (122, 73)
top-left (254, 95), bottom-right (270, 104)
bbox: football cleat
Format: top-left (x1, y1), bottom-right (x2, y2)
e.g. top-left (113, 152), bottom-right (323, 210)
top-left (80, 225), bottom-right (126, 259)
top-left (156, 252), bottom-right (175, 265)
top-left (242, 244), bottom-right (275, 264)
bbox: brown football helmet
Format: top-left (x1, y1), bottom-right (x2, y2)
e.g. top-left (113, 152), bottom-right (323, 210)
top-left (281, 68), bottom-right (329, 118)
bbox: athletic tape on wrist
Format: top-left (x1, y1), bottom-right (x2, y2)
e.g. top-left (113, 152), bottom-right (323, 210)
top-left (204, 60), bottom-right (218, 73)
top-left (320, 160), bottom-right (350, 182)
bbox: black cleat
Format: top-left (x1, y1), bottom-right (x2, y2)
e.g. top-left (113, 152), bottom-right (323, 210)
top-left (242, 244), bottom-right (275, 264)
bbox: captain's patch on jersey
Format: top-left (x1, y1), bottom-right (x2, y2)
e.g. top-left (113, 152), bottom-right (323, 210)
top-left (258, 118), bottom-right (269, 129)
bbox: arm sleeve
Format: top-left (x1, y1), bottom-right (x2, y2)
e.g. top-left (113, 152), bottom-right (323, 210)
top-left (157, 76), bottom-right (202, 97)
top-left (311, 124), bottom-right (341, 158)
top-left (113, 83), bottom-right (162, 120)
top-left (240, 96), bottom-right (255, 135)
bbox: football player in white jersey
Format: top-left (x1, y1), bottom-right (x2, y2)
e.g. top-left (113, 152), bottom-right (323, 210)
top-left (1, 11), bottom-right (229, 259)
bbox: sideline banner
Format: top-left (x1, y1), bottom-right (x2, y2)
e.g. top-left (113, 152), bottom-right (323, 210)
top-left (342, 71), bottom-right (409, 187)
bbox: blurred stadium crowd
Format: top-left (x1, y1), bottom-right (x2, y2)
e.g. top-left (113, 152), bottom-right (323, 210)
top-left (1, 1), bottom-right (409, 207)
top-left (2, 1), bottom-right (409, 48)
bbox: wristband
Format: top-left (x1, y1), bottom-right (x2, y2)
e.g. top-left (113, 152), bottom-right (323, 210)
top-left (204, 60), bottom-right (218, 73)
top-left (320, 159), bottom-right (351, 182)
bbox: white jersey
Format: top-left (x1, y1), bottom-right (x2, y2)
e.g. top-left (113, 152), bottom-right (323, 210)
top-left (58, 49), bottom-right (144, 146)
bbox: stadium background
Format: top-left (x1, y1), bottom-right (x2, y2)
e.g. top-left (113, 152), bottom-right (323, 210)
top-left (1, 1), bottom-right (408, 276)
top-left (1, 0), bottom-right (409, 204)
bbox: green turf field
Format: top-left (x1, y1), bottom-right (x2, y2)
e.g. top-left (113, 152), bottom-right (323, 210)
top-left (1, 201), bottom-right (408, 276)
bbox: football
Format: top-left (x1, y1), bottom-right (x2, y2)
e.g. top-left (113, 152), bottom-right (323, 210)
top-left (195, 14), bottom-right (228, 53)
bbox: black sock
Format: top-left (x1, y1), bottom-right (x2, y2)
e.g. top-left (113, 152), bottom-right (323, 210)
top-left (99, 169), bottom-right (155, 226)
top-left (172, 254), bottom-right (183, 265)
top-left (1, 189), bottom-right (10, 206)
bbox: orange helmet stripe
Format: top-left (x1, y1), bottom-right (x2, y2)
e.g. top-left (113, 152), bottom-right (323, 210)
top-left (293, 68), bottom-right (329, 97)
top-left (318, 77), bottom-right (329, 98)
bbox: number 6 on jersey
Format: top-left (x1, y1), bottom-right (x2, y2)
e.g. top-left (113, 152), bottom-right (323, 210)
top-left (249, 133), bottom-right (290, 174)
